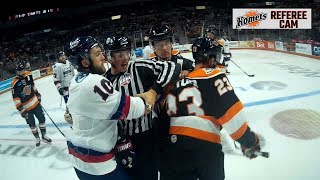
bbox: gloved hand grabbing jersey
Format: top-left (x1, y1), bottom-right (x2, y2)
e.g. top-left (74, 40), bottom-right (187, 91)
top-left (114, 138), bottom-right (136, 168)
top-left (241, 133), bottom-right (261, 159)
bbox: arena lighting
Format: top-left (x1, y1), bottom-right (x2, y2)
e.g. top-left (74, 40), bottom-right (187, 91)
top-left (196, 6), bottom-right (206, 10)
top-left (111, 15), bottom-right (121, 20)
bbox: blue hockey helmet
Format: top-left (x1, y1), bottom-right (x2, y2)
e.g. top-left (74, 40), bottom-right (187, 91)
top-left (65, 36), bottom-right (102, 69)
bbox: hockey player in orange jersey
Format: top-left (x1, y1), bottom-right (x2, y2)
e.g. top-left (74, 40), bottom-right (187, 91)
top-left (160, 37), bottom-right (262, 180)
top-left (11, 63), bottom-right (52, 147)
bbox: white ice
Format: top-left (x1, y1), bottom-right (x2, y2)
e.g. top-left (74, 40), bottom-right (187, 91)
top-left (0, 49), bottom-right (320, 180)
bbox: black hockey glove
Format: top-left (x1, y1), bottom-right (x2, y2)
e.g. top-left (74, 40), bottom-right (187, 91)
top-left (36, 92), bottom-right (41, 103)
top-left (114, 138), bottom-right (136, 168)
top-left (182, 59), bottom-right (195, 71)
top-left (241, 133), bottom-right (261, 159)
top-left (58, 88), bottom-right (64, 96)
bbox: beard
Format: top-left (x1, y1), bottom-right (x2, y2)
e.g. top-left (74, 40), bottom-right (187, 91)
top-left (90, 64), bottom-right (106, 75)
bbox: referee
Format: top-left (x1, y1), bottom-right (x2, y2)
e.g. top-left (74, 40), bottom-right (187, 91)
top-left (104, 35), bottom-right (194, 180)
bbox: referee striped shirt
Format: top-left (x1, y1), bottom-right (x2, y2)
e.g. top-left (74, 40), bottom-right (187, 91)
top-left (105, 59), bottom-right (181, 136)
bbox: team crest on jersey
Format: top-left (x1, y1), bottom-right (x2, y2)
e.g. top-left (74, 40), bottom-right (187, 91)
top-left (120, 73), bottom-right (131, 86)
top-left (23, 85), bottom-right (32, 96)
top-left (21, 79), bottom-right (26, 85)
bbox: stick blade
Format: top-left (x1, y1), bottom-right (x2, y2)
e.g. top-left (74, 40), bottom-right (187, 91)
top-left (254, 151), bottom-right (269, 158)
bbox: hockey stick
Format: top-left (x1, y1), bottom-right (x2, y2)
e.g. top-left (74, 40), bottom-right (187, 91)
top-left (41, 105), bottom-right (65, 137)
top-left (253, 151), bottom-right (269, 158)
top-left (59, 96), bottom-right (62, 107)
top-left (230, 59), bottom-right (255, 77)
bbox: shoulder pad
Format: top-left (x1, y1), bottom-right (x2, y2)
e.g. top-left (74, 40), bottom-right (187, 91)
top-left (172, 49), bottom-right (180, 55)
top-left (149, 53), bottom-right (156, 59)
top-left (24, 71), bottom-right (31, 76)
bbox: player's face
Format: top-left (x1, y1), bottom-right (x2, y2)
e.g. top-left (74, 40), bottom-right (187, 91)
top-left (59, 55), bottom-right (67, 63)
top-left (209, 56), bottom-right (216, 68)
top-left (89, 46), bottom-right (106, 75)
top-left (16, 69), bottom-right (25, 78)
top-left (111, 49), bottom-right (131, 74)
top-left (153, 39), bottom-right (172, 60)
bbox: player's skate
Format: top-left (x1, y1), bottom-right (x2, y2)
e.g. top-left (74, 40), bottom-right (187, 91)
top-left (42, 134), bottom-right (52, 144)
top-left (35, 137), bottom-right (41, 147)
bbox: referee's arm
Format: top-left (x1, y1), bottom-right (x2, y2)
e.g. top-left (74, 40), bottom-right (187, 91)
top-left (154, 60), bottom-right (181, 94)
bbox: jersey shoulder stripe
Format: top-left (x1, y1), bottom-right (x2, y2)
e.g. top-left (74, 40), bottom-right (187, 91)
top-left (11, 77), bottom-right (19, 88)
top-left (187, 68), bottom-right (223, 79)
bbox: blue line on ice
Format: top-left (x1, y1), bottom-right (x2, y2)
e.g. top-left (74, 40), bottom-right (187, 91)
top-left (1, 89), bottom-right (320, 129)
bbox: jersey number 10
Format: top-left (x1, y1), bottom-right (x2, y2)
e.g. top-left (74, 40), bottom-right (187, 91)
top-left (94, 79), bottom-right (113, 101)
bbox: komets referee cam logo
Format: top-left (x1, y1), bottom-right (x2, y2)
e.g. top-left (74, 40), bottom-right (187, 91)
top-left (233, 8), bottom-right (311, 29)
top-left (236, 10), bottom-right (267, 28)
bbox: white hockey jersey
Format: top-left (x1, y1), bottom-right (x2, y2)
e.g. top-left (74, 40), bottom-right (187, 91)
top-left (220, 38), bottom-right (230, 54)
top-left (53, 60), bottom-right (74, 91)
top-left (143, 45), bottom-right (153, 60)
top-left (66, 72), bottom-right (146, 175)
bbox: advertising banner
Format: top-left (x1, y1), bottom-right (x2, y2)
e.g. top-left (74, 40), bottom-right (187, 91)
top-left (312, 45), bottom-right (320, 56)
top-left (229, 41), bottom-right (239, 48)
top-left (267, 41), bottom-right (276, 49)
top-left (0, 77), bottom-right (13, 93)
top-left (295, 43), bottom-right (312, 55)
top-left (255, 41), bottom-right (267, 48)
top-left (239, 41), bottom-right (254, 48)
top-left (31, 70), bottom-right (41, 79)
top-left (275, 41), bottom-right (284, 50)
top-left (233, 8), bottom-right (312, 29)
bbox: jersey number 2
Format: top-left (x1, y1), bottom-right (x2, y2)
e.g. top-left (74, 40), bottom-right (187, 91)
top-left (94, 79), bottom-right (113, 101)
top-left (166, 87), bottom-right (204, 116)
top-left (214, 77), bottom-right (233, 96)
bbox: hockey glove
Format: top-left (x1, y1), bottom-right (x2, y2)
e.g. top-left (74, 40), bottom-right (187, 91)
top-left (181, 58), bottom-right (195, 71)
top-left (58, 88), bottom-right (64, 96)
top-left (241, 133), bottom-right (261, 159)
top-left (21, 111), bottom-right (29, 120)
top-left (64, 109), bottom-right (73, 125)
top-left (115, 138), bottom-right (136, 168)
top-left (35, 91), bottom-right (41, 103)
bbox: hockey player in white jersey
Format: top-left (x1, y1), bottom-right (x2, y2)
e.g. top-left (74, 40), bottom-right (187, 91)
top-left (53, 51), bottom-right (75, 103)
top-left (142, 44), bottom-right (153, 60)
top-left (65, 36), bottom-right (151, 180)
top-left (220, 34), bottom-right (231, 74)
